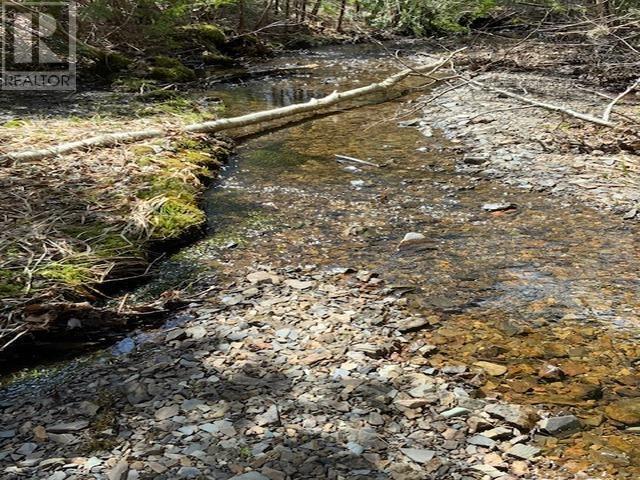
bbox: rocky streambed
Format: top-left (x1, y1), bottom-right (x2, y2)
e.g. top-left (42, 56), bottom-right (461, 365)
top-left (1, 43), bottom-right (640, 479)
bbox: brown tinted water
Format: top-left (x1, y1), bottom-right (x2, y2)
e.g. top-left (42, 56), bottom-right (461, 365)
top-left (192, 45), bottom-right (640, 477)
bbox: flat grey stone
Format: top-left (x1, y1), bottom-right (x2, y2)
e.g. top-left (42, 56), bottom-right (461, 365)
top-left (467, 435), bottom-right (496, 448)
top-left (471, 464), bottom-right (504, 478)
top-left (229, 473), bottom-right (270, 480)
top-left (48, 433), bottom-right (78, 445)
top-left (177, 467), bottom-right (201, 478)
top-left (481, 426), bottom-right (513, 440)
top-left (538, 415), bottom-right (581, 438)
top-left (506, 443), bottom-right (541, 460)
top-left (48, 420), bottom-right (89, 433)
top-left (16, 443), bottom-right (38, 456)
top-left (47, 472), bottom-right (67, 480)
top-left (155, 405), bottom-right (180, 421)
top-left (441, 407), bottom-right (470, 419)
top-left (400, 448), bottom-right (436, 463)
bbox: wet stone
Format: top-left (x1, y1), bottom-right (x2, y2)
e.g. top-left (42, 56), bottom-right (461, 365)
top-left (538, 415), bottom-right (581, 438)
top-left (604, 398), bottom-right (640, 426)
top-left (474, 361), bottom-right (508, 377)
top-left (482, 202), bottom-right (517, 212)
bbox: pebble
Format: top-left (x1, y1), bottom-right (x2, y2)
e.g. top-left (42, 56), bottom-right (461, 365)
top-left (467, 435), bottom-right (496, 448)
top-left (474, 361), bottom-right (508, 376)
top-left (441, 407), bottom-right (470, 418)
top-left (48, 420), bottom-right (89, 433)
top-left (155, 405), bottom-right (180, 421)
top-left (177, 466), bottom-right (201, 478)
top-left (0, 267), bottom-right (566, 480)
top-left (229, 473), bottom-right (270, 480)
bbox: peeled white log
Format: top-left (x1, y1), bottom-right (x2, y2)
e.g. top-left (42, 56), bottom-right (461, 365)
top-left (1, 57), bottom-right (450, 164)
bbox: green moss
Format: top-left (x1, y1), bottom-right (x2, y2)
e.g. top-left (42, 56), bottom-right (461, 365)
top-left (148, 57), bottom-right (195, 83)
top-left (148, 66), bottom-right (196, 83)
top-left (177, 23), bottom-right (226, 48)
top-left (202, 51), bottom-right (235, 66)
top-left (82, 46), bottom-right (132, 76)
top-left (4, 119), bottom-right (27, 128)
top-left (40, 263), bottom-right (91, 285)
top-left (136, 89), bottom-right (180, 102)
top-left (141, 175), bottom-right (198, 202)
top-left (153, 56), bottom-right (184, 69)
top-left (112, 77), bottom-right (157, 93)
top-left (151, 198), bottom-right (206, 239)
top-left (0, 269), bottom-right (23, 297)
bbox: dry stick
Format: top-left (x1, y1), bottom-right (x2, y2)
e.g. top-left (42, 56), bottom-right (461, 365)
top-left (1, 58), bottom-right (451, 164)
top-left (466, 78), bottom-right (616, 127)
top-left (603, 77), bottom-right (640, 122)
top-left (334, 154), bottom-right (380, 168)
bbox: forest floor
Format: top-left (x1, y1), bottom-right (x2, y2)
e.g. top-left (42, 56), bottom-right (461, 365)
top-left (1, 38), bottom-right (640, 480)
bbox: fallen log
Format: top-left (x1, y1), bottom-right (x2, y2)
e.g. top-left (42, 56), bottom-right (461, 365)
top-left (467, 78), bottom-right (616, 127)
top-left (0, 56), bottom-right (453, 164)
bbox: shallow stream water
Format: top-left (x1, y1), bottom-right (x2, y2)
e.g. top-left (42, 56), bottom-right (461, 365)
top-left (3, 43), bottom-right (640, 475)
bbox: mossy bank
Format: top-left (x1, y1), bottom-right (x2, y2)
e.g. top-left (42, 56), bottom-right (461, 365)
top-left (0, 125), bottom-right (232, 345)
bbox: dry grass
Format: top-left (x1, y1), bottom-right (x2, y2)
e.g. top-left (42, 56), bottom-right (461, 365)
top-left (0, 92), bottom-right (231, 348)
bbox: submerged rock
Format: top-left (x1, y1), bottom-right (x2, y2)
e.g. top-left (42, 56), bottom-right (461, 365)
top-left (605, 398), bottom-right (640, 426)
top-left (482, 202), bottom-right (517, 212)
top-left (485, 404), bottom-right (539, 431)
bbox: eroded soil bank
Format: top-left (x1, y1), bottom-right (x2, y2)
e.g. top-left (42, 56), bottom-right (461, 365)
top-left (1, 42), bottom-right (639, 479)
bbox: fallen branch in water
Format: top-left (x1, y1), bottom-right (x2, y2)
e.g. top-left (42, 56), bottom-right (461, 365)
top-left (335, 154), bottom-right (380, 168)
top-left (1, 54), bottom-right (457, 165)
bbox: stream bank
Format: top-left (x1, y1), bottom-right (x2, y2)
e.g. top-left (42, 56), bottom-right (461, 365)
top-left (1, 42), bottom-right (640, 479)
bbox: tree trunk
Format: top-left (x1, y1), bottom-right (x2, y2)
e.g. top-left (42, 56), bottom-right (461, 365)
top-left (337, 0), bottom-right (346, 32)
top-left (1, 58), bottom-right (451, 164)
top-left (311, 0), bottom-right (322, 16)
top-left (238, 0), bottom-right (246, 31)
top-left (255, 0), bottom-right (275, 29)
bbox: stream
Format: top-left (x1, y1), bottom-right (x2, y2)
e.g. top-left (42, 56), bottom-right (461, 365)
top-left (3, 43), bottom-right (640, 475)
